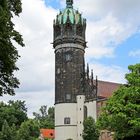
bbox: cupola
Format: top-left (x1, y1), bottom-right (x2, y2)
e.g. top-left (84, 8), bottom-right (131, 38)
top-left (53, 0), bottom-right (86, 48)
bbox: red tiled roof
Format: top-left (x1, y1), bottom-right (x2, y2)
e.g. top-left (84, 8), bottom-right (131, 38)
top-left (40, 129), bottom-right (55, 139)
top-left (97, 80), bottom-right (121, 98)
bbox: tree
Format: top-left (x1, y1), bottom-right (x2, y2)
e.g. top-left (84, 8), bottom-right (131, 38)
top-left (0, 120), bottom-right (17, 140)
top-left (0, 100), bottom-right (28, 130)
top-left (48, 107), bottom-right (55, 122)
top-left (33, 106), bottom-right (54, 129)
top-left (0, 0), bottom-right (24, 96)
top-left (83, 117), bottom-right (99, 140)
top-left (97, 63), bottom-right (140, 140)
top-left (17, 119), bottom-right (40, 140)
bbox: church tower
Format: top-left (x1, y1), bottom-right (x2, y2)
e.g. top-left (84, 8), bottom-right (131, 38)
top-left (54, 0), bottom-right (86, 104)
top-left (53, 1), bottom-right (97, 140)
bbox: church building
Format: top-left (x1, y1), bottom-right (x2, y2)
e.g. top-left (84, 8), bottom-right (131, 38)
top-left (53, 1), bottom-right (120, 140)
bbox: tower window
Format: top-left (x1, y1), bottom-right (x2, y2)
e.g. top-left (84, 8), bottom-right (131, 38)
top-left (66, 93), bottom-right (71, 100)
top-left (76, 25), bottom-right (83, 36)
top-left (84, 106), bottom-right (87, 119)
top-left (64, 117), bottom-right (71, 124)
top-left (65, 54), bottom-right (72, 61)
top-left (57, 68), bottom-right (60, 74)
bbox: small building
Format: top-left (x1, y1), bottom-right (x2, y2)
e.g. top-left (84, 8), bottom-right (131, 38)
top-left (40, 129), bottom-right (55, 140)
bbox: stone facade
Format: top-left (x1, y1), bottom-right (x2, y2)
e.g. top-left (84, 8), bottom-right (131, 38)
top-left (55, 46), bottom-right (85, 103)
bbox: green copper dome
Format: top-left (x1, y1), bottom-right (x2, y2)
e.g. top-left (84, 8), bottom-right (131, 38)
top-left (56, 0), bottom-right (85, 25)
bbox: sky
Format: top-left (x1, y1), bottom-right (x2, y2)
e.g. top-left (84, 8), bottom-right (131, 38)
top-left (0, 0), bottom-right (140, 117)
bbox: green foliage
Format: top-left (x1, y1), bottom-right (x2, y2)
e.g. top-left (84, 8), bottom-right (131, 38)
top-left (0, 120), bottom-right (17, 140)
top-left (33, 106), bottom-right (54, 129)
top-left (0, 101), bottom-right (42, 140)
top-left (126, 64), bottom-right (140, 87)
top-left (97, 63), bottom-right (140, 139)
top-left (0, 100), bottom-right (28, 130)
top-left (0, 0), bottom-right (24, 96)
top-left (83, 117), bottom-right (99, 140)
top-left (17, 119), bottom-right (40, 140)
top-left (48, 107), bottom-right (54, 122)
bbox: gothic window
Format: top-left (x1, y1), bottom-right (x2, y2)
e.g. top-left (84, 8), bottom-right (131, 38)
top-left (84, 106), bottom-right (87, 119)
top-left (76, 25), bottom-right (83, 36)
top-left (64, 24), bottom-right (72, 36)
top-left (64, 117), bottom-right (70, 124)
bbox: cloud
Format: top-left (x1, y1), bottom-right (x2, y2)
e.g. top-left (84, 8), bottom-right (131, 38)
top-left (59, 0), bottom-right (140, 59)
top-left (129, 49), bottom-right (140, 58)
top-left (86, 15), bottom-right (131, 59)
top-left (0, 0), bottom-right (57, 117)
top-left (13, 0), bottom-right (57, 93)
top-left (89, 62), bottom-right (127, 84)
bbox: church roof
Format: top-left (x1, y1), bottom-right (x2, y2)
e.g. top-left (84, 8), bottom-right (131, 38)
top-left (40, 129), bottom-right (55, 139)
top-left (97, 80), bottom-right (121, 98)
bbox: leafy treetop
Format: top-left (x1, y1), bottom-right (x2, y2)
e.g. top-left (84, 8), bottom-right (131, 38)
top-left (0, 100), bottom-right (28, 130)
top-left (33, 105), bottom-right (54, 129)
top-left (83, 117), bottom-right (99, 140)
top-left (97, 63), bottom-right (140, 139)
top-left (0, 0), bottom-right (24, 96)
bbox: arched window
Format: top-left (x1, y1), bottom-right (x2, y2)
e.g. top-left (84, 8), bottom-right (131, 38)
top-left (64, 117), bottom-right (71, 124)
top-left (64, 23), bottom-right (73, 36)
top-left (76, 25), bottom-right (83, 36)
top-left (84, 106), bottom-right (87, 119)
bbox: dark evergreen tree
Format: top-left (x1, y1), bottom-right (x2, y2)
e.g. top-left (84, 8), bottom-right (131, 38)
top-left (83, 117), bottom-right (99, 140)
top-left (33, 106), bottom-right (54, 129)
top-left (0, 120), bottom-right (17, 140)
top-left (17, 119), bottom-right (40, 140)
top-left (0, 0), bottom-right (24, 96)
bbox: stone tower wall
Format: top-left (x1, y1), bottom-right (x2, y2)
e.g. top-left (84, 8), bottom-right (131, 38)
top-left (55, 45), bottom-right (85, 104)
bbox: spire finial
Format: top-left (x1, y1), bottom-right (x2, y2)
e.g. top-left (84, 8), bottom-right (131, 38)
top-left (66, 0), bottom-right (73, 8)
